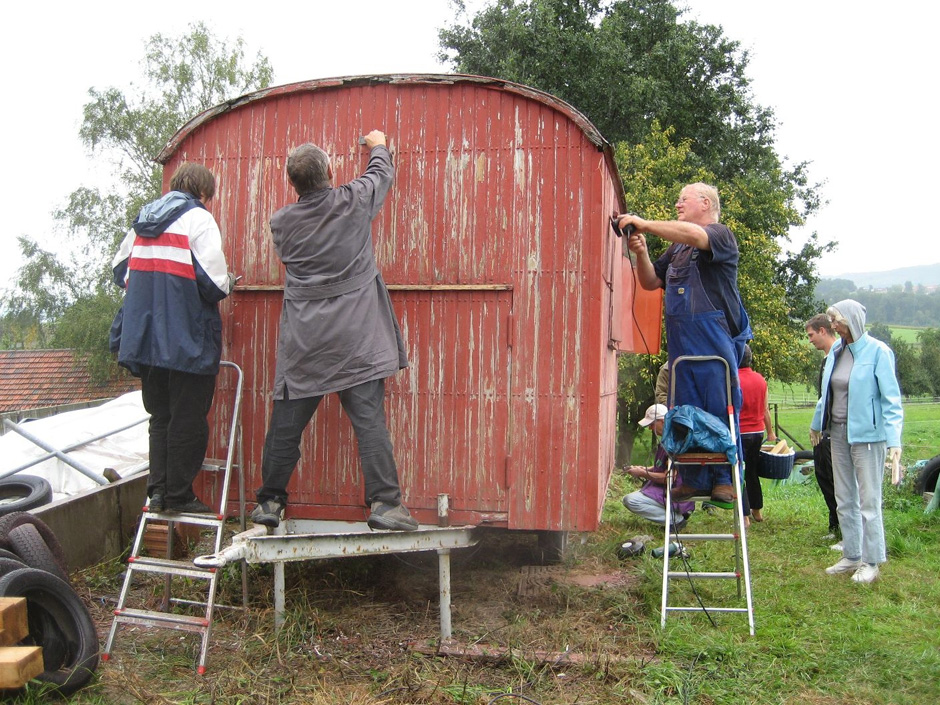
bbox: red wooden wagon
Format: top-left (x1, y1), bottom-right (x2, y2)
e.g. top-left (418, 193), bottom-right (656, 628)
top-left (159, 74), bottom-right (661, 545)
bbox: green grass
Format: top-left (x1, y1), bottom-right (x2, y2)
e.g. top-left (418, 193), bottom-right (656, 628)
top-left (598, 464), bottom-right (940, 704)
top-left (767, 379), bottom-right (818, 407)
top-left (14, 403), bottom-right (939, 705)
top-left (772, 401), bottom-right (940, 466)
top-left (875, 325), bottom-right (925, 346)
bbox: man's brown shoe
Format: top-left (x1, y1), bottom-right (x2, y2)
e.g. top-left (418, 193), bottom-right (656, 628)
top-left (671, 485), bottom-right (708, 502)
top-left (710, 484), bottom-right (736, 507)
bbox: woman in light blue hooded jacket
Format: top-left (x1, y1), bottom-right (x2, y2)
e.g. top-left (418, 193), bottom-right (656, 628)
top-left (810, 299), bottom-right (903, 584)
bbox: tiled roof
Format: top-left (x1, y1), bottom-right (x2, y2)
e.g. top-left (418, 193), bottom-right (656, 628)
top-left (0, 349), bottom-right (140, 413)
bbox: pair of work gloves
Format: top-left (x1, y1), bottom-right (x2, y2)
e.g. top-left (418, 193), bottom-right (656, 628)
top-left (809, 429), bottom-right (901, 463)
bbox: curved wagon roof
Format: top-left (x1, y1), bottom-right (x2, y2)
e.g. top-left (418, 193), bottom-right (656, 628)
top-left (158, 73), bottom-right (622, 201)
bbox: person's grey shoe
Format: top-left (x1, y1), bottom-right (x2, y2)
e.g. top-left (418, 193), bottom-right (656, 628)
top-left (165, 499), bottom-right (213, 514)
top-left (147, 493), bottom-right (165, 513)
top-left (367, 501), bottom-right (419, 531)
top-left (251, 499), bottom-right (285, 528)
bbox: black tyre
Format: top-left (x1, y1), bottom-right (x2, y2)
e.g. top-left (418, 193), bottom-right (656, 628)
top-left (0, 568), bottom-right (99, 695)
top-left (0, 548), bottom-right (23, 562)
top-left (8, 523), bottom-right (69, 582)
top-left (0, 512), bottom-right (69, 579)
top-left (0, 475), bottom-right (53, 515)
top-left (794, 450), bottom-right (815, 461)
top-left (0, 556), bottom-right (25, 577)
top-left (914, 455), bottom-right (940, 495)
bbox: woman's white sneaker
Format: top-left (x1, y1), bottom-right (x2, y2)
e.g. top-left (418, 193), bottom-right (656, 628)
top-left (851, 563), bottom-right (880, 584)
top-left (826, 558), bottom-right (861, 575)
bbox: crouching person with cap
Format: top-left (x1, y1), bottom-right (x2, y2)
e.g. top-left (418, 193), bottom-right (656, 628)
top-left (622, 404), bottom-right (695, 531)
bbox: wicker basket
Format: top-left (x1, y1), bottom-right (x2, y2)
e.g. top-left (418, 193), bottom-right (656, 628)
top-left (758, 447), bottom-right (795, 480)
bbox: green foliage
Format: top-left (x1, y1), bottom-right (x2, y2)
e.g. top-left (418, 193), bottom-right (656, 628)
top-left (815, 277), bottom-right (857, 303)
top-left (615, 124), bottom-right (818, 391)
top-left (843, 287), bottom-right (940, 327)
top-left (918, 328), bottom-right (940, 395)
top-left (80, 22), bottom-right (273, 202)
top-left (854, 324), bottom-right (940, 397)
top-left (441, 1), bottom-right (831, 431)
top-left (0, 236), bottom-right (73, 348)
top-left (0, 23), bottom-right (272, 379)
top-left (867, 321), bottom-right (892, 344)
top-left (439, 0), bottom-right (818, 189)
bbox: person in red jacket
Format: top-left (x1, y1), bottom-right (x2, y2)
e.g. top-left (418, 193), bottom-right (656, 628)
top-left (738, 344), bottom-right (776, 521)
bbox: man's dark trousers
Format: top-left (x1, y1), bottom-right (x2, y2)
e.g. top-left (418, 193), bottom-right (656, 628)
top-left (814, 435), bottom-right (839, 534)
top-left (140, 365), bottom-right (217, 505)
top-left (257, 378), bottom-right (402, 507)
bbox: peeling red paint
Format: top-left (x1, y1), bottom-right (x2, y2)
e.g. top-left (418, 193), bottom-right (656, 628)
top-left (162, 74), bottom-right (662, 533)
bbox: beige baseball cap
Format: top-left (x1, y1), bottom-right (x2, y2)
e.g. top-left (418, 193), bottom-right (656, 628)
top-left (639, 403), bottom-right (668, 427)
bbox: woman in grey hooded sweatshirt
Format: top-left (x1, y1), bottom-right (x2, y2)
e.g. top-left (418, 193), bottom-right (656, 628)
top-left (810, 299), bottom-right (903, 584)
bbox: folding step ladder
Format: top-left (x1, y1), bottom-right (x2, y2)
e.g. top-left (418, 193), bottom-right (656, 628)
top-left (660, 354), bottom-right (755, 635)
top-left (103, 361), bottom-right (247, 673)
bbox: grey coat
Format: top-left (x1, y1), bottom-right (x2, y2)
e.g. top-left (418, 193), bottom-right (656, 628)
top-left (270, 145), bottom-right (407, 399)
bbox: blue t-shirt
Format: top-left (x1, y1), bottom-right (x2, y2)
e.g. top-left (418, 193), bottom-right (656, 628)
top-left (653, 223), bottom-right (744, 337)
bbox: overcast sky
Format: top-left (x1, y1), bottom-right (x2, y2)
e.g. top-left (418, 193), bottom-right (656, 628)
top-left (1, 0), bottom-right (935, 291)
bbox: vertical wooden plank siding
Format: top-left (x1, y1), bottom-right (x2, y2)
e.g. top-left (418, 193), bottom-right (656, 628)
top-left (161, 76), bottom-right (658, 531)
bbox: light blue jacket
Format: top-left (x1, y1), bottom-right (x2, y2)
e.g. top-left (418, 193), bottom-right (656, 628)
top-left (811, 300), bottom-right (903, 447)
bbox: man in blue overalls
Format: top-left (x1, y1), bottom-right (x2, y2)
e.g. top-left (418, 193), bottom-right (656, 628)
top-left (617, 183), bottom-right (751, 505)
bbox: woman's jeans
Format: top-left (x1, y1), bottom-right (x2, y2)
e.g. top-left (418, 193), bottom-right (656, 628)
top-left (829, 422), bottom-right (887, 565)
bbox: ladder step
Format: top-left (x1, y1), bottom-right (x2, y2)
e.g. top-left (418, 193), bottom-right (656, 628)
top-left (668, 533), bottom-right (737, 541)
top-left (143, 511), bottom-right (225, 528)
top-left (668, 571), bottom-right (739, 579)
top-left (672, 453), bottom-right (729, 464)
top-left (127, 556), bottom-right (216, 579)
top-left (666, 606), bottom-right (750, 614)
top-left (113, 608), bottom-right (210, 633)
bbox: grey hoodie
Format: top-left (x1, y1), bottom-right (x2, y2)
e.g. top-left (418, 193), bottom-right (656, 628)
top-left (830, 299), bottom-right (866, 342)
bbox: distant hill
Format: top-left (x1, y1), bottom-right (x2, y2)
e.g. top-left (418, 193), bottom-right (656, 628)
top-left (823, 263), bottom-right (940, 290)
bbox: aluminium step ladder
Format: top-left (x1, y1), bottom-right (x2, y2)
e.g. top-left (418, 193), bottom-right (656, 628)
top-left (660, 354), bottom-right (755, 635)
top-left (102, 361), bottom-right (248, 673)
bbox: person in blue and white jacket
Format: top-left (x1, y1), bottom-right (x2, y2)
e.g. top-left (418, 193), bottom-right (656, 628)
top-left (811, 299), bottom-right (903, 584)
top-left (110, 162), bottom-right (235, 514)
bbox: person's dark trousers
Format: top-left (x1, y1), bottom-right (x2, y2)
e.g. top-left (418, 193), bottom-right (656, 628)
top-left (140, 365), bottom-right (217, 506)
top-left (257, 378), bottom-right (403, 507)
top-left (740, 432), bottom-right (765, 517)
top-left (814, 434), bottom-right (839, 534)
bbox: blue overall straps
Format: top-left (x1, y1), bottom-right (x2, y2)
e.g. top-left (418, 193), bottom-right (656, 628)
top-left (664, 245), bottom-right (751, 490)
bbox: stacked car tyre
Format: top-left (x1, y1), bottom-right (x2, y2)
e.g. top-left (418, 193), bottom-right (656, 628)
top-left (0, 511), bottom-right (98, 695)
top-left (0, 475), bottom-right (53, 516)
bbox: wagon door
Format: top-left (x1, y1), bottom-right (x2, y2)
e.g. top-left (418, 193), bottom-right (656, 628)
top-left (385, 287), bottom-right (512, 523)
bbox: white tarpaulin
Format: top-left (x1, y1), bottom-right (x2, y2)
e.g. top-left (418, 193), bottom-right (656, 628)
top-left (1, 392), bottom-right (149, 500)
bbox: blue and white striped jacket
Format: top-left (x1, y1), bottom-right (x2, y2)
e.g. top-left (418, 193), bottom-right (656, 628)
top-left (110, 191), bottom-right (232, 376)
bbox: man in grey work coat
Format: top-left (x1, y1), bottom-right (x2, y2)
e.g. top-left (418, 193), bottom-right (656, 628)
top-left (250, 129), bottom-right (417, 531)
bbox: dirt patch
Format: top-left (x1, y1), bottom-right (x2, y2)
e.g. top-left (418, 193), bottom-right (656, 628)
top-left (72, 524), bottom-right (657, 704)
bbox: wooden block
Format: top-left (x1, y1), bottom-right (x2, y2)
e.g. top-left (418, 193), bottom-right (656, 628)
top-left (142, 522), bottom-right (202, 559)
top-left (770, 439), bottom-right (789, 455)
top-left (0, 646), bottom-right (43, 689)
top-left (0, 598), bottom-right (29, 646)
